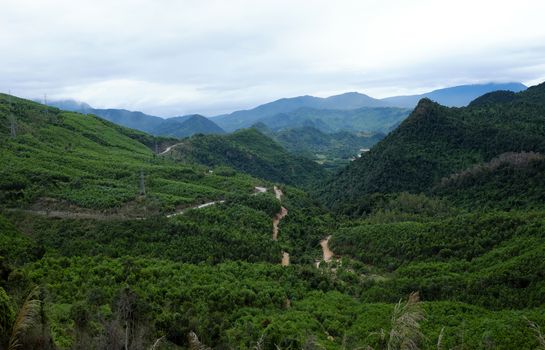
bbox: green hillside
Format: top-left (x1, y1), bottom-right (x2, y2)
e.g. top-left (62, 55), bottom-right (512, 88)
top-left (0, 94), bottom-right (269, 213)
top-left (164, 128), bottom-right (329, 187)
top-left (321, 83), bottom-right (545, 212)
top-left (149, 114), bottom-right (225, 138)
top-left (2, 91), bottom-right (545, 349)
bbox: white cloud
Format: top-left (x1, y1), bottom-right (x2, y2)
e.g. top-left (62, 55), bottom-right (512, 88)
top-left (1, 0), bottom-right (545, 116)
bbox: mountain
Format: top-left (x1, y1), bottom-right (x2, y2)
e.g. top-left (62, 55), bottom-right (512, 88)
top-left (46, 99), bottom-right (224, 138)
top-left (382, 82), bottom-right (527, 108)
top-left (212, 92), bottom-right (387, 131)
top-left (163, 128), bottom-right (328, 187)
top-left (0, 94), bottom-right (257, 213)
top-left (149, 114), bottom-right (225, 138)
top-left (212, 83), bottom-right (525, 132)
top-left (257, 106), bottom-right (411, 133)
top-left (320, 82), bottom-right (545, 212)
top-left (4, 91), bottom-right (545, 349)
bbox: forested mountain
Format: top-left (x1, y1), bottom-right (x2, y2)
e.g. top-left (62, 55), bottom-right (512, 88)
top-left (149, 114), bottom-right (225, 138)
top-left (212, 83), bottom-right (525, 131)
top-left (49, 82), bottom-right (525, 137)
top-left (163, 128), bottom-right (328, 187)
top-left (46, 100), bottom-right (224, 138)
top-left (382, 82), bottom-right (527, 107)
top-left (320, 82), bottom-right (545, 212)
top-left (3, 89), bottom-right (545, 350)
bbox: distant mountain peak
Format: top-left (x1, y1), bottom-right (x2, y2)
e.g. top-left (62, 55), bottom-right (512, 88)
top-left (382, 82), bottom-right (527, 108)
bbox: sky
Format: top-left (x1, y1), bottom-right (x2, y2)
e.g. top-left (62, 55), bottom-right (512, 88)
top-left (1, 0), bottom-right (545, 117)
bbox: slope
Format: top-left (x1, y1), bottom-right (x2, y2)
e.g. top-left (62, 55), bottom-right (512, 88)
top-left (257, 106), bottom-right (410, 133)
top-left (149, 114), bottom-right (225, 138)
top-left (320, 82), bottom-right (545, 212)
top-left (163, 128), bottom-right (328, 187)
top-left (0, 93), bottom-right (261, 213)
top-left (47, 100), bottom-right (224, 138)
top-left (382, 82), bottom-right (527, 108)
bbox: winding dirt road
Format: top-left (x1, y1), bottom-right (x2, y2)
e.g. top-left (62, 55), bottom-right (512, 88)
top-left (167, 186), bottom-right (266, 217)
top-left (320, 236), bottom-right (334, 262)
top-left (272, 206), bottom-right (288, 241)
top-left (166, 200), bottom-right (225, 218)
top-left (159, 143), bottom-right (182, 155)
top-left (272, 185), bottom-right (290, 266)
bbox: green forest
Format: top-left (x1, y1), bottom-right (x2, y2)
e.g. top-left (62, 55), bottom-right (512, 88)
top-left (1, 84), bottom-right (545, 350)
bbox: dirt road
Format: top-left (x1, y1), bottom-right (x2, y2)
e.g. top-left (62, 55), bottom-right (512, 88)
top-left (159, 143), bottom-right (182, 155)
top-left (281, 252), bottom-right (290, 266)
top-left (320, 236), bottom-right (334, 262)
top-left (166, 200), bottom-right (225, 218)
top-left (274, 186), bottom-right (283, 200)
top-left (272, 206), bottom-right (288, 240)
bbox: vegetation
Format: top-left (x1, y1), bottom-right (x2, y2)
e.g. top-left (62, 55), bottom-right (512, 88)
top-left (320, 83), bottom-right (545, 212)
top-left (165, 128), bottom-right (328, 187)
top-left (2, 84), bottom-right (545, 350)
top-left (47, 100), bottom-right (225, 139)
top-left (255, 106), bottom-right (410, 134)
top-left (150, 115), bottom-right (225, 138)
top-left (256, 124), bottom-right (384, 170)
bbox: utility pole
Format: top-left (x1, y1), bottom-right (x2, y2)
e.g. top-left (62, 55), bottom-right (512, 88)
top-left (139, 170), bottom-right (146, 196)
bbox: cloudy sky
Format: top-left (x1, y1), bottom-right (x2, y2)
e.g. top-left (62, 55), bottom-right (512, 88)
top-left (1, 0), bottom-right (545, 116)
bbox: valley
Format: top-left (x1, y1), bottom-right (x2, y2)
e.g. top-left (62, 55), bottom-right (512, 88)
top-left (2, 82), bottom-right (545, 350)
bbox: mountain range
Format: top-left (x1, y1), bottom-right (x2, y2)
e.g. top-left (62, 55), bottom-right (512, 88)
top-left (46, 82), bottom-right (527, 137)
top-left (3, 80), bottom-right (545, 349)
top-left (46, 100), bottom-right (225, 138)
top-left (211, 82), bottom-right (527, 131)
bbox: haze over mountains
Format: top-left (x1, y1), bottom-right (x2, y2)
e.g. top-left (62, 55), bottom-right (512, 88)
top-left (3, 80), bottom-right (545, 349)
top-left (211, 82), bottom-right (527, 131)
top-left (47, 82), bottom-right (527, 137)
top-left (46, 100), bottom-right (226, 138)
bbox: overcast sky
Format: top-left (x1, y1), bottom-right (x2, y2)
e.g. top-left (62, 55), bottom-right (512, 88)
top-left (1, 0), bottom-right (545, 117)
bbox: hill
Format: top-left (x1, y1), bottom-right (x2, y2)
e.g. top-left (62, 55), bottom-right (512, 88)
top-left (3, 92), bottom-right (545, 349)
top-left (149, 114), bottom-right (225, 138)
top-left (163, 128), bottom-right (328, 187)
top-left (320, 82), bottom-right (545, 212)
top-left (47, 100), bottom-right (224, 138)
top-left (0, 93), bottom-right (262, 213)
top-left (382, 82), bottom-right (527, 108)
